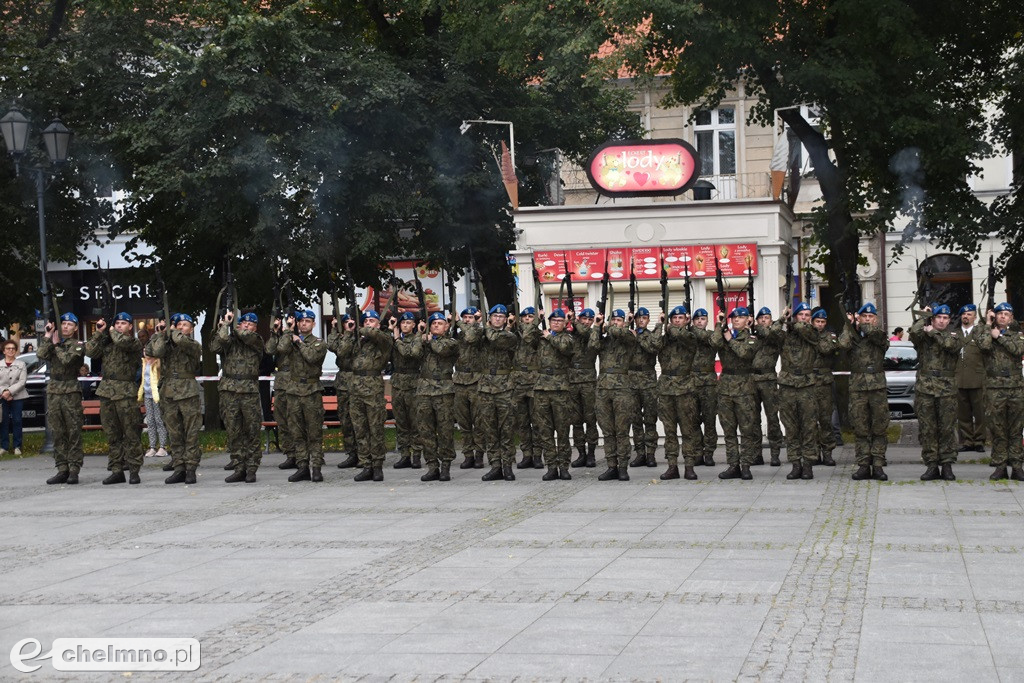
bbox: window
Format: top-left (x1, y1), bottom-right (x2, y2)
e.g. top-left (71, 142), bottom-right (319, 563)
top-left (693, 106), bottom-right (736, 176)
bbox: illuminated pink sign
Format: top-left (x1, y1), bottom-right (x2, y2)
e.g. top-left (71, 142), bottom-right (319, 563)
top-left (586, 139), bottom-right (701, 197)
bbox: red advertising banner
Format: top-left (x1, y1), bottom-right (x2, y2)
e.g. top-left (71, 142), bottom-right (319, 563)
top-left (690, 245), bottom-right (717, 278)
top-left (714, 243), bottom-right (759, 276)
top-left (713, 291), bottom-right (750, 322)
top-left (533, 244), bottom-right (758, 281)
top-left (628, 246), bottom-right (662, 280)
top-left (550, 297), bottom-right (585, 316)
top-left (533, 250), bottom-right (567, 286)
top-left (605, 248), bottom-right (630, 280)
top-left (566, 249), bottom-right (605, 282)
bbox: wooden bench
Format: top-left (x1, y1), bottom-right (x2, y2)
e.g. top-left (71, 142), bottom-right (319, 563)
top-left (81, 399), bottom-right (147, 431)
top-left (261, 393), bottom-right (393, 453)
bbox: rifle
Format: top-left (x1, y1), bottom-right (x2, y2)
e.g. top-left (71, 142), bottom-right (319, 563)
top-left (561, 251), bottom-right (575, 317)
top-left (907, 258), bottom-right (932, 320)
top-left (91, 258), bottom-right (116, 322)
top-left (659, 254), bottom-right (669, 318)
top-left (746, 267), bottom-right (755, 320)
top-left (343, 257), bottom-right (359, 326)
top-left (507, 254), bottom-right (520, 319)
top-left (533, 267), bottom-right (547, 330)
top-left (380, 268), bottom-right (401, 326)
top-left (412, 263), bottom-right (428, 323)
top-left (628, 256), bottom-right (637, 325)
top-left (682, 259), bottom-right (692, 315)
top-left (469, 248), bottom-right (489, 314)
top-left (153, 266), bottom-right (171, 328)
top-left (713, 255), bottom-right (726, 318)
top-left (987, 255), bottom-right (997, 312)
top-left (784, 261), bottom-right (794, 311)
top-left (213, 259), bottom-right (238, 331)
top-left (597, 254), bottom-right (610, 317)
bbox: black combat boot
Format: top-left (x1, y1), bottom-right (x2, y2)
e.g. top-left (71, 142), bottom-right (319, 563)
top-left (770, 449), bottom-right (782, 467)
top-left (411, 454), bottom-right (422, 469)
top-left (47, 471), bottom-right (69, 485)
top-left (542, 466), bottom-right (559, 481)
top-left (571, 447), bottom-right (588, 468)
top-left (786, 463), bottom-right (803, 480)
top-left (558, 467), bottom-right (571, 480)
top-left (352, 467), bottom-right (373, 482)
top-left (683, 466), bottom-right (698, 480)
top-left (740, 465), bottom-right (753, 480)
top-left (1011, 466), bottom-right (1024, 481)
top-left (753, 453), bottom-right (765, 466)
top-left (646, 452), bottom-right (656, 467)
top-left (473, 453), bottom-right (484, 469)
top-left (162, 462), bottom-right (175, 472)
top-left (129, 471), bottom-right (141, 485)
top-left (660, 464), bottom-right (680, 480)
top-left (421, 465), bottom-right (440, 482)
top-left (481, 465), bottom-right (503, 481)
top-left (585, 445), bottom-right (597, 468)
top-left (503, 463), bottom-right (516, 481)
top-left (718, 465), bottom-right (741, 480)
top-left (278, 457), bottom-right (297, 470)
top-left (289, 467), bottom-right (312, 482)
top-left (224, 460), bottom-right (238, 471)
top-left (800, 463), bottom-right (813, 480)
top-left (703, 453), bottom-right (716, 467)
top-left (393, 455), bottom-right (412, 469)
top-left (66, 470), bottom-right (79, 484)
top-left (459, 454), bottom-right (475, 469)
top-left (872, 467), bottom-right (887, 481)
top-left (372, 466), bottom-right (384, 482)
top-left (852, 465), bottom-right (872, 481)
top-left (103, 471), bottom-right (126, 485)
top-left (617, 464), bottom-right (630, 481)
top-left (337, 453), bottom-right (359, 469)
top-left (185, 468), bottom-right (197, 484)
top-left (597, 466), bottom-right (619, 481)
top-left (165, 469), bottom-right (186, 484)
top-left (920, 466), bottom-right (941, 481)
top-left (439, 462), bottom-right (451, 481)
top-left (225, 469), bottom-right (246, 483)
top-left (517, 455), bottom-right (534, 469)
top-left (245, 468), bottom-right (257, 483)
top-left (821, 451), bottom-right (836, 467)
top-left (991, 466), bottom-right (1009, 480)
top-left (940, 463), bottom-right (956, 481)
top-left (532, 456), bottom-right (544, 470)
top-left (629, 452), bottom-right (646, 467)
top-left (311, 467), bottom-right (323, 482)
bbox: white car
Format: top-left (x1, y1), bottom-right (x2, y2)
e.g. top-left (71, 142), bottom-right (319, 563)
top-left (885, 341), bottom-right (917, 420)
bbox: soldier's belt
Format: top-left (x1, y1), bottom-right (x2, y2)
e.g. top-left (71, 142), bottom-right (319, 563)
top-left (100, 373), bottom-right (134, 381)
top-left (391, 370), bottom-right (415, 375)
top-left (601, 369), bottom-right (627, 374)
top-left (223, 373), bottom-right (257, 380)
top-left (857, 366), bottom-right (882, 374)
top-left (277, 365), bottom-right (290, 371)
top-left (987, 370), bottom-right (1014, 378)
top-left (424, 372), bottom-right (453, 380)
top-left (486, 368), bottom-right (511, 376)
top-left (517, 365), bottom-right (532, 372)
top-left (539, 368), bottom-right (568, 375)
top-left (925, 370), bottom-right (955, 378)
top-left (168, 372), bottom-right (196, 379)
top-left (455, 366), bottom-right (473, 373)
top-left (660, 369), bottom-right (692, 377)
top-left (51, 373), bottom-right (78, 381)
top-left (721, 368), bottom-right (752, 376)
top-left (352, 369), bottom-right (381, 377)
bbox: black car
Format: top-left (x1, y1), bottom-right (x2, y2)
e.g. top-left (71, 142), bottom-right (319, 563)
top-left (17, 352), bottom-right (101, 428)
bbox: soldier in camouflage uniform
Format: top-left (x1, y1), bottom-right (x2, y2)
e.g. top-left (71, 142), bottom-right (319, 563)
top-left (390, 312), bottom-right (423, 470)
top-left (327, 314), bottom-right (359, 469)
top-left (336, 309), bottom-right (393, 482)
top-left (85, 312), bottom-right (143, 485)
top-left (210, 311), bottom-right (265, 483)
top-left (266, 317), bottom-right (299, 470)
top-left (398, 312), bottom-right (460, 481)
top-left (629, 307), bottom-right (660, 468)
top-left (691, 309), bottom-right (720, 466)
top-left (910, 305), bottom-right (965, 480)
top-left (711, 307), bottom-right (760, 480)
top-left (40, 313), bottom-right (87, 485)
top-left (453, 307), bottom-right (484, 469)
top-left (526, 309), bottom-right (575, 480)
top-left (147, 314), bottom-right (203, 484)
top-left (569, 308), bottom-right (599, 468)
top-left (811, 309), bottom-right (839, 467)
top-left (837, 303), bottom-right (890, 481)
top-left (276, 310), bottom-right (328, 482)
top-left (777, 303), bottom-right (821, 480)
top-left (591, 308), bottom-right (638, 481)
top-left (751, 307), bottom-right (785, 466)
top-left (512, 307), bottom-right (542, 470)
top-left (472, 304), bottom-right (519, 481)
top-left (978, 303), bottom-right (1024, 481)
top-left (650, 306), bottom-right (699, 480)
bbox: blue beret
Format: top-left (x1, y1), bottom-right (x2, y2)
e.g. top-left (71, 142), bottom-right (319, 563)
top-left (579, 308), bottom-right (595, 318)
top-left (932, 305), bottom-right (951, 316)
top-left (793, 302), bottom-right (811, 314)
top-left (340, 314), bottom-right (350, 322)
top-left (239, 312), bottom-right (258, 323)
top-left (929, 302), bottom-right (941, 311)
top-left (399, 311), bottom-right (416, 322)
top-left (60, 312), bottom-right (79, 324)
top-left (113, 312), bottom-right (133, 323)
top-left (428, 311), bottom-right (446, 323)
top-left (811, 309), bottom-right (828, 320)
top-left (611, 308), bottom-right (626, 319)
top-left (994, 302), bottom-right (1013, 313)
top-left (549, 309), bottom-right (566, 319)
top-left (295, 309), bottom-right (316, 320)
top-left (858, 303), bottom-right (877, 315)
top-left (521, 307), bottom-right (536, 316)
top-left (670, 305), bottom-right (689, 317)
top-left (693, 308), bottom-right (708, 318)
top-left (171, 313), bottom-right (194, 325)
top-left (636, 307), bottom-right (650, 317)
top-left (170, 313), bottom-right (181, 325)
top-left (757, 307), bottom-right (772, 318)
top-left (489, 304), bottom-right (508, 315)
top-left (361, 310), bottom-right (380, 322)
top-left (460, 307), bottom-right (479, 316)
top-left (730, 307), bottom-right (750, 318)
top-left (958, 304), bottom-right (977, 315)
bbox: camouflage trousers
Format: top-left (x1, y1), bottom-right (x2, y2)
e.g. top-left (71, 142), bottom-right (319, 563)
top-left (336, 390), bottom-right (356, 458)
top-left (100, 396), bottom-right (143, 474)
top-left (392, 386), bottom-right (422, 458)
top-left (476, 390), bottom-right (515, 467)
top-left (631, 382), bottom-right (659, 457)
top-left (285, 392), bottom-right (324, 468)
top-left (220, 391), bottom-right (263, 470)
top-left (717, 392), bottom-right (759, 466)
top-left (568, 382), bottom-right (598, 451)
top-left (351, 391), bottom-right (387, 467)
top-left (513, 390), bottom-right (535, 458)
top-left (957, 387), bottom-right (986, 449)
top-left (274, 391), bottom-right (295, 458)
top-left (915, 392), bottom-right (958, 466)
top-left (815, 382), bottom-right (837, 454)
top-left (985, 387), bottom-right (1023, 467)
top-left (49, 391), bottom-right (83, 473)
top-left (417, 393), bottom-right (456, 465)
top-left (597, 388), bottom-right (636, 468)
top-left (779, 385), bottom-right (817, 464)
top-left (533, 389), bottom-right (571, 468)
top-left (693, 381), bottom-right (719, 457)
top-left (849, 389), bottom-right (889, 467)
top-left (454, 383), bottom-right (480, 457)
top-left (659, 393), bottom-right (700, 466)
top-left (162, 395), bottom-right (202, 470)
top-left (752, 378), bottom-right (785, 450)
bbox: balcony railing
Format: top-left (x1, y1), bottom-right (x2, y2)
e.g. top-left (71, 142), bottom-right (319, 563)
top-left (552, 167), bottom-right (772, 204)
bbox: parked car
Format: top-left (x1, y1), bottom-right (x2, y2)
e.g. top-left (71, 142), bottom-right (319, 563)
top-left (884, 341), bottom-right (918, 420)
top-left (17, 352), bottom-right (101, 429)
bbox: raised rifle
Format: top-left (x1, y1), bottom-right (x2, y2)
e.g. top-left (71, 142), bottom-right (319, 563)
top-left (412, 263), bottom-right (428, 323)
top-left (507, 254), bottom-right (520, 319)
top-left (682, 259), bottom-right (692, 315)
top-left (746, 266), bottom-right (755, 320)
top-left (563, 252), bottom-right (575, 317)
top-left (628, 256), bottom-right (637, 326)
top-left (907, 259), bottom-right (932, 321)
top-left (784, 261), bottom-right (794, 312)
top-left (987, 255), bottom-right (997, 313)
top-left (343, 257), bottom-right (359, 327)
top-left (380, 268), bottom-right (401, 326)
top-left (714, 255), bottom-right (726, 318)
top-left (597, 255), bottom-right (610, 317)
top-left (469, 248), bottom-right (489, 315)
top-left (213, 259), bottom-right (238, 331)
top-left (153, 266), bottom-right (171, 329)
top-left (92, 259), bottom-right (116, 323)
top-left (533, 267), bottom-right (546, 330)
top-left (659, 254), bottom-right (669, 318)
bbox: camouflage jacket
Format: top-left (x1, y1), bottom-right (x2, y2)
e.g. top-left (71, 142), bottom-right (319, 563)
top-left (210, 323), bottom-right (263, 394)
top-left (85, 328), bottom-right (142, 400)
top-left (777, 321), bottom-right (821, 389)
top-left (523, 325), bottom-right (574, 392)
top-left (977, 325), bottom-right (1024, 389)
top-left (813, 327), bottom-right (841, 386)
top-left (276, 332), bottom-right (327, 397)
top-left (390, 333), bottom-right (422, 392)
top-left (710, 323), bottom-right (758, 397)
top-left (326, 328), bottom-right (353, 393)
top-left (146, 329), bottom-right (201, 400)
top-left (909, 317), bottom-right (964, 396)
top-left (333, 327), bottom-right (393, 397)
top-left (39, 335), bottom-right (86, 396)
top-left (590, 324), bottom-right (637, 391)
top-left (452, 321), bottom-right (483, 386)
top-left (653, 323), bottom-right (697, 395)
top-left (691, 327), bottom-right (720, 388)
top-left (568, 324), bottom-right (598, 384)
top-left (630, 326), bottom-right (659, 389)
top-left (472, 325), bottom-right (518, 394)
top-left (512, 320), bottom-right (539, 392)
top-left (265, 330), bottom-right (290, 390)
top-left (837, 321), bottom-right (889, 392)
top-left (750, 322), bottom-right (783, 380)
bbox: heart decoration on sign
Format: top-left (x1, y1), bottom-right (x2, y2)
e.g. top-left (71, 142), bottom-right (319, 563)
top-left (634, 173), bottom-right (649, 186)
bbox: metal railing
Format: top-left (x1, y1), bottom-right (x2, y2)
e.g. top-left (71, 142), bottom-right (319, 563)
top-left (554, 167), bottom-right (773, 203)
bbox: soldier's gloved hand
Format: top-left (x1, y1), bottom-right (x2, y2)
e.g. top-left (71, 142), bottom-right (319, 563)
top-left (285, 315), bottom-right (295, 330)
top-left (418, 321), bottom-right (427, 333)
top-left (331, 318), bottom-right (338, 330)
top-left (96, 318), bottom-right (107, 332)
top-left (924, 324), bottom-right (933, 333)
top-left (155, 321), bottom-right (167, 333)
top-left (595, 314), bottom-right (605, 327)
top-left (474, 311), bottom-right (482, 322)
top-left (991, 327), bottom-right (1001, 339)
top-left (45, 322), bottom-right (54, 335)
top-left (292, 334), bottom-right (301, 343)
top-left (659, 313), bottom-right (666, 324)
top-left (344, 320), bottom-right (356, 331)
top-left (224, 311), bottom-right (234, 324)
top-left (717, 311), bottom-right (726, 324)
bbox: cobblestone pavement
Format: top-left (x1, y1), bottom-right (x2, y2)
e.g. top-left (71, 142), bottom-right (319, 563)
top-left (2, 444), bottom-right (1023, 682)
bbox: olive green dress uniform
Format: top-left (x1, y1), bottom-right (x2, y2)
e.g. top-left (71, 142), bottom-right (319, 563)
top-left (326, 329), bottom-right (358, 465)
top-left (276, 331), bottom-right (328, 470)
top-left (85, 328), bottom-right (143, 476)
top-left (692, 327), bottom-right (720, 463)
top-left (400, 333), bottom-right (460, 468)
top-left (812, 327), bottom-right (841, 460)
top-left (524, 324), bottom-right (575, 471)
top-left (336, 327), bottom-right (393, 468)
top-left (210, 322), bottom-right (264, 475)
top-left (39, 335), bottom-right (86, 476)
top-left (711, 323), bottom-right (760, 468)
top-left (591, 324), bottom-right (638, 470)
top-left (453, 321), bottom-right (484, 466)
top-left (909, 315), bottom-right (965, 467)
top-left (837, 321), bottom-right (890, 468)
top-left (265, 330), bottom-right (297, 463)
top-left (568, 325), bottom-right (599, 460)
top-left (955, 323), bottom-right (987, 449)
top-left (629, 326), bottom-right (660, 465)
top-left (147, 329), bottom-right (203, 474)
top-left (512, 320), bottom-right (540, 467)
top-left (472, 324), bottom-right (519, 468)
top-left (976, 325), bottom-right (1024, 471)
top-left (652, 323), bottom-right (700, 468)
top-left (750, 322), bottom-right (785, 459)
top-left (390, 331), bottom-right (423, 464)
top-left (777, 320), bottom-right (821, 468)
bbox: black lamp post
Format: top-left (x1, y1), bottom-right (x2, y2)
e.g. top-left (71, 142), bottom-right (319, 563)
top-left (1, 108), bottom-right (73, 454)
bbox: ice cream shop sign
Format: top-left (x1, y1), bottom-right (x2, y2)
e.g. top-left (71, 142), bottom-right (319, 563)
top-left (586, 139), bottom-right (701, 197)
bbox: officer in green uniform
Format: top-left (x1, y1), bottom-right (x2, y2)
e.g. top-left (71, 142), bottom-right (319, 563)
top-left (40, 313), bottom-right (86, 485)
top-left (86, 312), bottom-right (143, 484)
top-left (811, 308), bottom-right (839, 467)
top-left (278, 310), bottom-right (328, 482)
top-left (453, 307), bottom-right (484, 469)
top-left (777, 303), bottom-right (821, 480)
top-left (978, 303), bottom-right (1024, 480)
top-left (211, 311), bottom-right (265, 483)
top-left (472, 304), bottom-right (519, 481)
top-left (691, 309), bottom-right (720, 466)
top-left (629, 307), bottom-right (660, 468)
top-left (910, 305), bottom-right (965, 480)
top-left (954, 304), bottom-right (986, 453)
top-left (837, 303), bottom-right (890, 480)
top-left (651, 306), bottom-right (699, 480)
top-left (712, 307), bottom-right (760, 480)
top-left (751, 307), bottom-right (784, 466)
top-left (147, 314), bottom-right (203, 484)
top-left (568, 308), bottom-right (599, 468)
top-left (327, 314), bottom-right (359, 469)
top-left (390, 312), bottom-right (423, 470)
top-left (526, 308), bottom-right (575, 480)
top-left (592, 308), bottom-right (638, 481)
top-left (512, 307), bottom-right (542, 470)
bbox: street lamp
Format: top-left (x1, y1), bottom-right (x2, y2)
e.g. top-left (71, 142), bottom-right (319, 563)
top-left (460, 119), bottom-right (516, 171)
top-left (1, 108), bottom-right (73, 454)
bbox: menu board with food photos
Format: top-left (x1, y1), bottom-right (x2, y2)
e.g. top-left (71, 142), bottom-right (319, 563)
top-left (533, 244), bottom-right (759, 281)
top-left (549, 297), bottom-right (586, 315)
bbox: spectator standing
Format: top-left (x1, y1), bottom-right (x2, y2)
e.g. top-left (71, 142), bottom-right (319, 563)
top-left (138, 350), bottom-right (169, 458)
top-left (889, 327), bottom-right (904, 341)
top-left (0, 340), bottom-right (28, 455)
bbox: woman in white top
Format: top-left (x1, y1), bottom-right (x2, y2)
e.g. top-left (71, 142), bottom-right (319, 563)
top-left (0, 340), bottom-right (28, 455)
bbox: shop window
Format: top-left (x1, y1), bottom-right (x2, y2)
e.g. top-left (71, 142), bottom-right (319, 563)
top-left (917, 254), bottom-right (972, 313)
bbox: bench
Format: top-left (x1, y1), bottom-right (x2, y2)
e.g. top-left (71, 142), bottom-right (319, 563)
top-left (261, 393), bottom-right (393, 453)
top-left (81, 399), bottom-right (147, 431)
